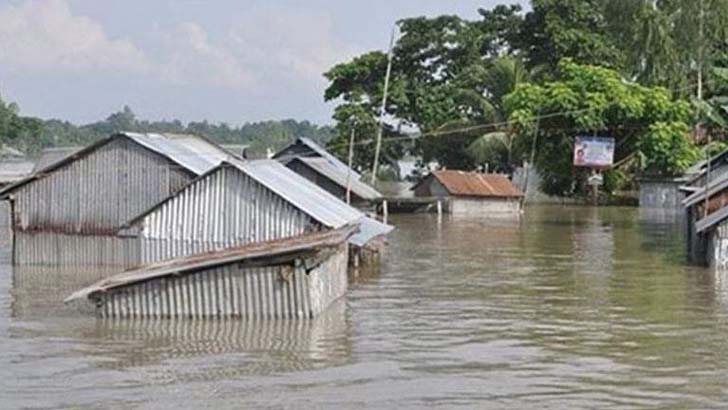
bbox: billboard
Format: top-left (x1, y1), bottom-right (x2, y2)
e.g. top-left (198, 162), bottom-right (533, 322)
top-left (573, 136), bottom-right (615, 168)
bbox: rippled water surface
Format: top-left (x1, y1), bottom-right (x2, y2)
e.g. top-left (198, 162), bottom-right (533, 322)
top-left (3, 206), bottom-right (728, 409)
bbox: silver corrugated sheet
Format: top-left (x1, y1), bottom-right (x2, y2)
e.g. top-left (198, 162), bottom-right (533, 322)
top-left (14, 232), bottom-right (141, 267)
top-left (294, 157), bottom-right (381, 200)
top-left (124, 132), bottom-right (231, 176)
top-left (275, 137), bottom-right (361, 179)
top-left (12, 138), bottom-right (193, 234)
top-left (95, 243), bottom-right (348, 319)
top-left (134, 160), bottom-right (391, 263)
top-left (139, 164), bottom-right (321, 263)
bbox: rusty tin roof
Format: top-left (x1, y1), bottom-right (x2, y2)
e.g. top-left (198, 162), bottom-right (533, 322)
top-left (418, 170), bottom-right (524, 198)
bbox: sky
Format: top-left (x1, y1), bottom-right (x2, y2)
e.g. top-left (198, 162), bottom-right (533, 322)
top-left (0, 0), bottom-right (528, 126)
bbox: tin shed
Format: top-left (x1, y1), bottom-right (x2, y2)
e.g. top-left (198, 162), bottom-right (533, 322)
top-left (412, 170), bottom-right (523, 215)
top-left (0, 132), bottom-right (234, 266)
top-left (66, 225), bottom-right (356, 319)
top-left (121, 159), bottom-right (392, 265)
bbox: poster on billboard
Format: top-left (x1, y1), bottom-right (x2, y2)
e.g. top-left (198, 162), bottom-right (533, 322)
top-left (573, 136), bottom-right (615, 168)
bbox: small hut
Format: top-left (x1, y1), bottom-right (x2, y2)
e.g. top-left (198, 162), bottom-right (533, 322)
top-left (66, 225), bottom-right (356, 319)
top-left (412, 170), bottom-right (523, 215)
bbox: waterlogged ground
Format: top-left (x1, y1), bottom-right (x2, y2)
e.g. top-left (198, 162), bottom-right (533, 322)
top-left (3, 206), bottom-right (728, 409)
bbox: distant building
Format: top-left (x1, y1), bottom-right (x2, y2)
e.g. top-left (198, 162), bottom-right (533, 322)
top-left (683, 171), bottom-right (728, 268)
top-left (274, 137), bottom-right (381, 205)
top-left (412, 170), bottom-right (523, 215)
top-left (0, 132), bottom-right (234, 266)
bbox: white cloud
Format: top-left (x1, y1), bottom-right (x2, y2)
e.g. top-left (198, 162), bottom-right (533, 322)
top-left (0, 0), bottom-right (148, 72)
top-left (230, 7), bottom-right (360, 86)
top-left (155, 22), bottom-right (254, 89)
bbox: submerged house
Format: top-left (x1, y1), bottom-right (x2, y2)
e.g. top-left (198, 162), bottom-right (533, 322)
top-left (640, 149), bottom-right (728, 210)
top-left (0, 132), bottom-right (234, 266)
top-left (66, 226), bottom-right (355, 319)
top-left (413, 170), bottom-right (524, 215)
top-left (65, 159), bottom-right (392, 319)
top-left (119, 159), bottom-right (392, 264)
top-left (274, 137), bottom-right (381, 205)
top-left (683, 171), bottom-right (728, 268)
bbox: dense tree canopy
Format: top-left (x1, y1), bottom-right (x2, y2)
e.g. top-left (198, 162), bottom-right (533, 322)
top-left (323, 0), bottom-right (728, 196)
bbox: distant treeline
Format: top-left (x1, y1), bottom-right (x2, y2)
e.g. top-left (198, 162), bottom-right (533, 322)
top-left (0, 103), bottom-right (333, 157)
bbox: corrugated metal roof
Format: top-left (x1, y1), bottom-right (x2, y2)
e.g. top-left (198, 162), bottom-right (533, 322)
top-left (66, 224), bottom-right (357, 303)
top-left (234, 159), bottom-right (360, 225)
top-left (0, 161), bottom-right (35, 183)
top-left (124, 132), bottom-right (231, 175)
top-left (276, 137), bottom-right (361, 179)
top-left (350, 217), bottom-right (393, 247)
top-left (234, 160), bottom-right (390, 245)
top-left (418, 170), bottom-right (524, 198)
top-left (295, 157), bottom-right (381, 200)
top-left (1, 132), bottom-right (232, 199)
top-left (33, 146), bottom-right (82, 172)
top-left (124, 158), bottom-right (393, 247)
top-left (298, 137), bottom-right (359, 177)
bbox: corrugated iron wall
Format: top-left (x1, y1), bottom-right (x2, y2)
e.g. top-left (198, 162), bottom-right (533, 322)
top-left (139, 166), bottom-right (322, 263)
top-left (96, 244), bottom-right (348, 319)
top-left (13, 138), bottom-right (192, 234)
top-left (14, 232), bottom-right (141, 267)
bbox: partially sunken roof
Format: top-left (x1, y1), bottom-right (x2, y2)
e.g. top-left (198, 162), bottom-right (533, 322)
top-left (292, 157), bottom-right (381, 200)
top-left (0, 132), bottom-right (232, 198)
top-left (66, 225), bottom-right (358, 303)
top-left (416, 170), bottom-right (524, 198)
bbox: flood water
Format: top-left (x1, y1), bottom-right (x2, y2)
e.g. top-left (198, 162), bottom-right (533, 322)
top-left (3, 206), bottom-right (728, 409)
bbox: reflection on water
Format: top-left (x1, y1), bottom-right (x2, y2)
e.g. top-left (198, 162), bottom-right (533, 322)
top-left (3, 206), bottom-right (728, 409)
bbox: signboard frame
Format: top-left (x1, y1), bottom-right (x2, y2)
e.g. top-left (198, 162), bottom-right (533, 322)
top-left (573, 136), bottom-right (615, 169)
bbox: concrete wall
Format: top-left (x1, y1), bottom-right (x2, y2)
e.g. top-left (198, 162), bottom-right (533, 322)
top-left (450, 197), bottom-right (520, 216)
top-left (639, 179), bottom-right (686, 210)
top-left (512, 166), bottom-right (575, 204)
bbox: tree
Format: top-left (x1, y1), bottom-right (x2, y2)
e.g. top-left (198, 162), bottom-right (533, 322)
top-left (323, 7), bottom-right (526, 172)
top-left (516, 0), bottom-right (624, 74)
top-left (505, 59), bottom-right (697, 196)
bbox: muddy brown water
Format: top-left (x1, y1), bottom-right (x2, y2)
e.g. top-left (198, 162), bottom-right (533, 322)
top-left (2, 206), bottom-right (728, 409)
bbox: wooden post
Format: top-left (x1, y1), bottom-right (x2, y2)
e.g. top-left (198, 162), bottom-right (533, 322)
top-left (371, 27), bottom-right (396, 185)
top-left (437, 200), bottom-right (442, 217)
top-left (382, 200), bottom-right (389, 224)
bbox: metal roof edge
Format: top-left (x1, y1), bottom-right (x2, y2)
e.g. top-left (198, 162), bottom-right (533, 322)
top-left (65, 224), bottom-right (358, 303)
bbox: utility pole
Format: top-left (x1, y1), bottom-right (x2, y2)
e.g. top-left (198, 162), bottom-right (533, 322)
top-left (346, 123), bottom-right (356, 205)
top-left (698, 0), bottom-right (710, 217)
top-left (370, 27), bottom-right (396, 185)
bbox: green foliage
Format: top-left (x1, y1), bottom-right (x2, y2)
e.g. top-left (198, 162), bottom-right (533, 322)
top-left (0, 102), bottom-right (333, 157)
top-left (636, 122), bottom-right (700, 176)
top-left (505, 60), bottom-right (695, 195)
